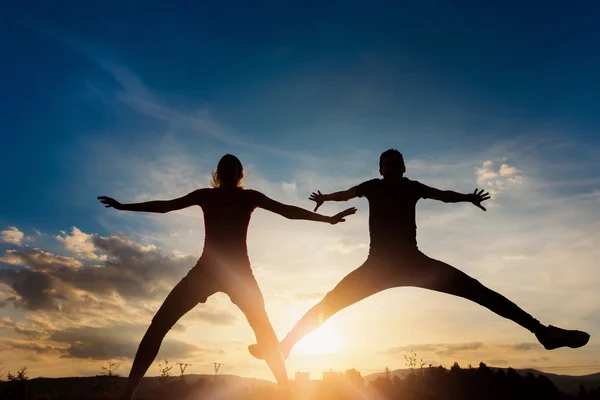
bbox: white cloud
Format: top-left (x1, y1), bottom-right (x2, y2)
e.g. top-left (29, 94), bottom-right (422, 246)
top-left (55, 227), bottom-right (104, 260)
top-left (281, 180), bottom-right (298, 198)
top-left (0, 249), bottom-right (83, 270)
top-left (0, 227), bottom-right (24, 246)
top-left (476, 160), bottom-right (524, 197)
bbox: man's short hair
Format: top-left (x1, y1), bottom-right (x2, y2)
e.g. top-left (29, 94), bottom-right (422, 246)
top-left (379, 149), bottom-right (405, 168)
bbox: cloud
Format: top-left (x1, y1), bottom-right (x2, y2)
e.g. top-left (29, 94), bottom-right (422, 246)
top-left (96, 61), bottom-right (315, 163)
top-left (0, 227), bottom-right (24, 246)
top-left (0, 323), bottom-right (201, 361)
top-left (292, 292), bottom-right (326, 302)
top-left (51, 324), bottom-right (201, 360)
top-left (0, 227), bottom-right (244, 367)
top-left (380, 342), bottom-right (484, 357)
top-left (1, 232), bottom-right (197, 308)
top-left (502, 254), bottom-right (529, 261)
top-left (0, 229), bottom-right (201, 317)
top-left (511, 343), bottom-right (539, 351)
top-left (0, 312), bottom-right (206, 361)
top-left (185, 308), bottom-right (237, 326)
top-left (56, 227), bottom-right (104, 260)
top-left (476, 160), bottom-right (524, 197)
top-left (0, 316), bottom-right (14, 329)
top-left (0, 249), bottom-right (83, 270)
top-left (1, 339), bottom-right (61, 354)
top-left (487, 359), bottom-right (508, 366)
top-left (86, 233), bottom-right (197, 298)
top-left (0, 317), bottom-right (49, 340)
top-left (0, 268), bottom-right (64, 311)
top-left (325, 242), bottom-right (368, 256)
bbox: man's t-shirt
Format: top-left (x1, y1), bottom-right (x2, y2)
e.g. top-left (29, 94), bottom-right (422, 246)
top-left (354, 177), bottom-right (433, 256)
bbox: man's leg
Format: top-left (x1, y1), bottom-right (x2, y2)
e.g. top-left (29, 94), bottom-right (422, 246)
top-left (407, 252), bottom-right (589, 349)
top-left (122, 267), bottom-right (214, 400)
top-left (228, 275), bottom-right (289, 386)
top-left (279, 261), bottom-right (393, 359)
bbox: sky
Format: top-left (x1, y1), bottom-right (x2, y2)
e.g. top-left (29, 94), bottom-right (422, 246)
top-left (1, 0), bottom-right (600, 382)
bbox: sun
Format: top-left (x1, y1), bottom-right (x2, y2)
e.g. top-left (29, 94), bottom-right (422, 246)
top-left (295, 325), bottom-right (341, 355)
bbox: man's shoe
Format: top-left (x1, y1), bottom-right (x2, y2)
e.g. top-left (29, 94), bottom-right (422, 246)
top-left (535, 325), bottom-right (590, 350)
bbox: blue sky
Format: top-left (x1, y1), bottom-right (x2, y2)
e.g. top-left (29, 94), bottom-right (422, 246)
top-left (1, 1), bottom-right (600, 380)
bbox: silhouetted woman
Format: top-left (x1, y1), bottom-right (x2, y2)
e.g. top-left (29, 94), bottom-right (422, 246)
top-left (98, 154), bottom-right (356, 399)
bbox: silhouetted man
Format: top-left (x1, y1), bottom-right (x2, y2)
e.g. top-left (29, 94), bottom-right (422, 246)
top-left (250, 149), bottom-right (590, 361)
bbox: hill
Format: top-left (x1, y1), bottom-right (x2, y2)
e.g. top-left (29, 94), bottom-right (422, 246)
top-left (0, 374), bottom-right (276, 399)
top-left (2, 367), bottom-right (600, 398)
top-left (364, 367), bottom-right (600, 395)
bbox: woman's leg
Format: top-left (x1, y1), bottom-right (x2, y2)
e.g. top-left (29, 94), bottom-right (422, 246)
top-left (122, 267), bottom-right (215, 399)
top-left (227, 275), bottom-right (289, 386)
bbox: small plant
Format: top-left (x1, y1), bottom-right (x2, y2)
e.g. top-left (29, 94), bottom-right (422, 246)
top-left (151, 360), bottom-right (176, 399)
top-left (6, 366), bottom-right (28, 381)
top-left (4, 366), bottom-right (32, 400)
top-left (404, 350), bottom-right (425, 374)
top-left (94, 359), bottom-right (120, 395)
top-left (100, 359), bottom-right (120, 377)
top-left (17, 366), bottom-right (28, 381)
top-left (158, 359), bottom-right (174, 384)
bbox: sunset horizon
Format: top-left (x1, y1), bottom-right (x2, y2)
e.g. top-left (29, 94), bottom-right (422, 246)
top-left (2, 1), bottom-right (599, 395)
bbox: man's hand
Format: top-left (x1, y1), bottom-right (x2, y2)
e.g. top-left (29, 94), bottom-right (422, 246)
top-left (309, 190), bottom-right (326, 212)
top-left (97, 196), bottom-right (123, 210)
top-left (329, 207), bottom-right (357, 224)
top-left (469, 188), bottom-right (491, 211)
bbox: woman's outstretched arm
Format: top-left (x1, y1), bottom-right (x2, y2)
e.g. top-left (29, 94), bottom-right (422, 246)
top-left (97, 189), bottom-right (206, 214)
top-left (253, 191), bottom-right (356, 224)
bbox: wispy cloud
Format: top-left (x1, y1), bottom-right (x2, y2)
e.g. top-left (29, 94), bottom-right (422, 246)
top-left (16, 21), bottom-right (318, 164)
top-left (511, 343), bottom-right (539, 351)
top-left (381, 342), bottom-right (484, 357)
top-left (96, 60), bottom-right (317, 163)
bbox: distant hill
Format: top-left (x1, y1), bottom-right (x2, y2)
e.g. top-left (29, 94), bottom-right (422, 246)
top-left (2, 368), bottom-right (599, 398)
top-left (0, 374), bottom-right (276, 399)
top-left (364, 367), bottom-right (600, 395)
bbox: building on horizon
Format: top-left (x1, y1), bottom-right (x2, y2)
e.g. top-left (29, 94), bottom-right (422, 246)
top-left (295, 371), bottom-right (310, 381)
top-left (322, 369), bottom-right (343, 382)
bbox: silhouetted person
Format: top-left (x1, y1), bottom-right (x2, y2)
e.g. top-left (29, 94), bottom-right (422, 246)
top-left (249, 149), bottom-right (589, 361)
top-left (98, 154), bottom-right (356, 399)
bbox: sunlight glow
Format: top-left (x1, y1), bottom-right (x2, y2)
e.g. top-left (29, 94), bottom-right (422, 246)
top-left (295, 325), bottom-right (342, 355)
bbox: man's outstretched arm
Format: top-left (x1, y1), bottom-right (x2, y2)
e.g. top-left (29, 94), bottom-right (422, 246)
top-left (97, 189), bottom-right (204, 214)
top-left (309, 188), bottom-right (358, 212)
top-left (428, 188), bottom-right (491, 211)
